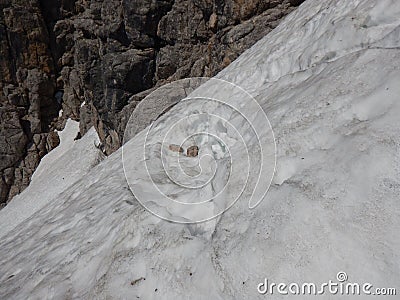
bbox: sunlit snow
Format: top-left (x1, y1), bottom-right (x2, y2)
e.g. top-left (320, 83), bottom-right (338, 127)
top-left (1, 0), bottom-right (399, 299)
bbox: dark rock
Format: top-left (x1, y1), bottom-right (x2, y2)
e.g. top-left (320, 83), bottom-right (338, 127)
top-left (187, 146), bottom-right (199, 157)
top-left (289, 0), bottom-right (304, 6)
top-left (47, 131), bottom-right (60, 150)
top-left (0, 0), bottom-right (60, 204)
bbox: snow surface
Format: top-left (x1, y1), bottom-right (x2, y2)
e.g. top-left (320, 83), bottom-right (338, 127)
top-left (122, 77), bottom-right (276, 223)
top-left (0, 120), bottom-right (103, 238)
top-left (1, 0), bottom-right (400, 299)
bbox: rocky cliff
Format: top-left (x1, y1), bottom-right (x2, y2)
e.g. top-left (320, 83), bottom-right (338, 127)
top-left (0, 0), bottom-right (304, 205)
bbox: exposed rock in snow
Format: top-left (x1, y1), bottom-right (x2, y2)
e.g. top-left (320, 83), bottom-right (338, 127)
top-left (169, 144), bottom-right (184, 153)
top-left (1, 0), bottom-right (399, 299)
top-left (187, 146), bottom-right (199, 157)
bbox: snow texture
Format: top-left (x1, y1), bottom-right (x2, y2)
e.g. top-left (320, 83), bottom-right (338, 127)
top-left (0, 120), bottom-right (103, 238)
top-left (1, 0), bottom-right (400, 299)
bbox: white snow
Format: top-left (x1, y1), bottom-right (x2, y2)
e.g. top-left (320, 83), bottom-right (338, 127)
top-left (0, 120), bottom-right (103, 238)
top-left (1, 0), bottom-right (400, 299)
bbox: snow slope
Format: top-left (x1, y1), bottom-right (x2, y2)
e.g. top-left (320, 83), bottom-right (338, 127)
top-left (1, 0), bottom-right (400, 299)
top-left (0, 120), bottom-right (103, 238)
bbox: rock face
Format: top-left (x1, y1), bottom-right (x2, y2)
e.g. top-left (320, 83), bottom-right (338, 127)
top-left (0, 0), bottom-right (61, 205)
top-left (0, 0), bottom-right (304, 204)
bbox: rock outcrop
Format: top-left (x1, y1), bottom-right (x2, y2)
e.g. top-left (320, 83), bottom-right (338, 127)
top-left (0, 0), bottom-right (304, 204)
top-left (0, 0), bottom-right (61, 205)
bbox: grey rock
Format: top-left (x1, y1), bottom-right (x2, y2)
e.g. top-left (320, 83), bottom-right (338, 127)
top-left (0, 0), bottom-right (60, 204)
